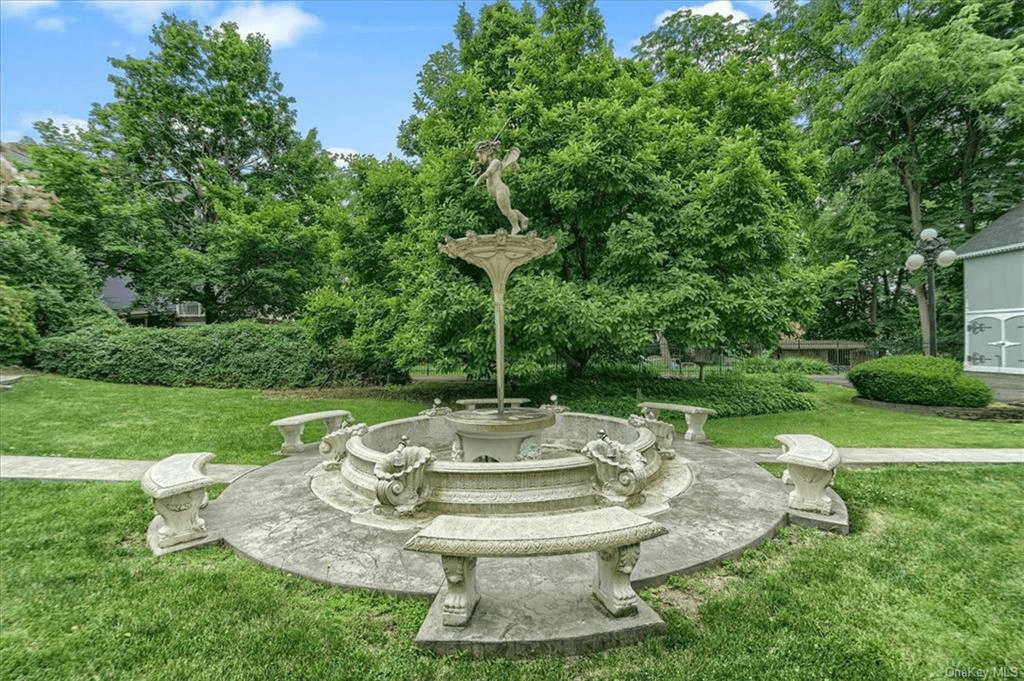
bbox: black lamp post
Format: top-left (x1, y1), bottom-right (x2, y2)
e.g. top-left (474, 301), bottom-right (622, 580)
top-left (905, 228), bottom-right (957, 356)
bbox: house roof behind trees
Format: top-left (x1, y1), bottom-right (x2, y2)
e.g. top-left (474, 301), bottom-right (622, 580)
top-left (957, 203), bottom-right (1024, 259)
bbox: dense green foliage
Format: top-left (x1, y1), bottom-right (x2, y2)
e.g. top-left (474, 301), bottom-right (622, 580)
top-left (14, 0), bottom-right (1023, 381)
top-left (847, 355), bottom-right (993, 407)
top-left (772, 0), bottom-right (1024, 351)
top-left (29, 16), bottom-right (345, 323)
top-left (2, 465), bottom-right (1021, 679)
top-left (35, 321), bottom-right (408, 389)
top-left (0, 282), bottom-right (39, 366)
top-left (0, 154), bottom-right (116, 364)
top-left (334, 0), bottom-right (828, 381)
top-left (731, 355), bottom-right (834, 375)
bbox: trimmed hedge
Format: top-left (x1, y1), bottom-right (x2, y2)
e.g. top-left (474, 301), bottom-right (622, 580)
top-left (846, 355), bottom-right (992, 408)
top-left (732, 355), bottom-right (834, 375)
top-left (510, 370), bottom-right (817, 419)
top-left (36, 321), bottom-right (409, 389)
top-left (323, 368), bottom-right (819, 419)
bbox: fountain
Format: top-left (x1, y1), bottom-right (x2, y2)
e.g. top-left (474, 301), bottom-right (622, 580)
top-left (193, 136), bottom-right (810, 657)
top-left (309, 141), bottom-right (688, 525)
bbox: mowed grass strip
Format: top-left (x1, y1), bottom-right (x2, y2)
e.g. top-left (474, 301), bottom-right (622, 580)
top-left (0, 375), bottom-right (425, 465)
top-left (2, 464), bottom-right (1021, 680)
top-left (706, 383), bottom-right (1024, 449)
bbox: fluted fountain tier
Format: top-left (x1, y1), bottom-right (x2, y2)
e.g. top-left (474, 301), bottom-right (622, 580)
top-left (446, 407), bottom-right (557, 463)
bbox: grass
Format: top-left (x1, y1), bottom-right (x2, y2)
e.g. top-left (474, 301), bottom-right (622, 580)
top-left (0, 375), bottom-right (425, 465)
top-left (1, 373), bottom-right (1021, 677)
top-left (2, 465), bottom-right (1021, 680)
top-left (707, 384), bottom-right (1024, 449)
top-left (3, 375), bottom-right (1020, 464)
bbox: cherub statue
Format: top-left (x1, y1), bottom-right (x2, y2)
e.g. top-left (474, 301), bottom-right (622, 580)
top-left (474, 139), bottom-right (528, 234)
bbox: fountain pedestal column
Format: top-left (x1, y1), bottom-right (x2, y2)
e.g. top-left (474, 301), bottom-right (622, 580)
top-left (439, 231), bottom-right (556, 417)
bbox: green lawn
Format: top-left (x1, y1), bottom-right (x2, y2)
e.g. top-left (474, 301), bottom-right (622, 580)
top-left (0, 375), bottom-right (425, 465)
top-left (2, 465), bottom-right (1021, 680)
top-left (707, 383), bottom-right (1024, 449)
top-left (3, 376), bottom-right (1021, 465)
top-left (1, 374), bottom-right (1022, 678)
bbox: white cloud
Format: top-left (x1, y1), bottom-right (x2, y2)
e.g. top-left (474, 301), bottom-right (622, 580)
top-left (327, 147), bottom-right (358, 168)
top-left (34, 16), bottom-right (65, 32)
top-left (213, 1), bottom-right (322, 48)
top-left (89, 1), bottom-right (207, 34)
top-left (1, 112), bottom-right (88, 143)
top-left (656, 1), bottom-right (751, 26)
top-left (0, 0), bottom-right (57, 18)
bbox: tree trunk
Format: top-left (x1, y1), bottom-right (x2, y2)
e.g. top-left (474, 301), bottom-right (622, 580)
top-left (899, 169), bottom-right (932, 355)
top-left (561, 348), bottom-right (593, 381)
top-left (656, 330), bottom-right (672, 366)
top-left (960, 108), bottom-right (981, 235)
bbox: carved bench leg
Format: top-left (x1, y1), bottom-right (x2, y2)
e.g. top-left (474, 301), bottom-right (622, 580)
top-left (683, 412), bottom-right (709, 441)
top-left (784, 463), bottom-right (835, 515)
top-left (593, 543), bottom-right (641, 617)
top-left (322, 415), bottom-right (346, 433)
top-left (275, 424), bottom-right (305, 454)
top-left (440, 555), bottom-right (480, 626)
top-left (153, 488), bottom-right (209, 548)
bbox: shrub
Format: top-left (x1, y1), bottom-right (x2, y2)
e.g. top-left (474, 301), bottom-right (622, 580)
top-left (506, 369), bottom-right (816, 419)
top-left (0, 281), bottom-right (38, 365)
top-left (733, 354), bottom-right (834, 375)
top-left (847, 355), bottom-right (992, 408)
top-left (36, 320), bottom-right (409, 389)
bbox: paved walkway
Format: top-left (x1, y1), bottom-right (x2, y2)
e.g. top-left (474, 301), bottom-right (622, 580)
top-left (2, 447), bottom-right (1019, 483)
top-left (728, 447), bottom-right (1022, 466)
top-left (0, 455), bottom-right (259, 482)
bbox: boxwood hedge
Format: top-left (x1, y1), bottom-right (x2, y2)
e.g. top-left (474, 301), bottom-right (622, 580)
top-left (846, 355), bottom-right (992, 408)
top-left (36, 320), bottom-right (408, 389)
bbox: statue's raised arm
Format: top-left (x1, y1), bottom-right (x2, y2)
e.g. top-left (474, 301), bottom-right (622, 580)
top-left (473, 140), bottom-right (528, 234)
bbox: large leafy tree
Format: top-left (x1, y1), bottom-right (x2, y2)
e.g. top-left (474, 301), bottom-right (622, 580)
top-left (0, 151), bottom-right (115, 364)
top-left (364, 0), bottom-right (823, 379)
top-left (774, 0), bottom-right (1024, 352)
top-left (30, 15), bottom-right (344, 322)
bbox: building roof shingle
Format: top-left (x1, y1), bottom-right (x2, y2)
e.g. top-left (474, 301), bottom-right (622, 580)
top-left (957, 203), bottom-right (1024, 259)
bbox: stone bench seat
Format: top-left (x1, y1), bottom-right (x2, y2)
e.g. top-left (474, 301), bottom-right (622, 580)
top-left (638, 401), bottom-right (715, 442)
top-left (455, 397), bottom-right (530, 411)
top-left (141, 452), bottom-right (216, 551)
top-left (270, 409), bottom-right (352, 454)
top-left (404, 506), bottom-right (667, 625)
top-left (0, 375), bottom-right (23, 391)
top-left (776, 434), bottom-right (841, 515)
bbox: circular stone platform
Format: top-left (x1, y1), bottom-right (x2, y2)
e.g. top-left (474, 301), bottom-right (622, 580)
top-left (197, 440), bottom-right (801, 656)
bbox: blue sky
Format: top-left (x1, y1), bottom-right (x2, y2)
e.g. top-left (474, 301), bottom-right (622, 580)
top-left (1, 0), bottom-right (771, 159)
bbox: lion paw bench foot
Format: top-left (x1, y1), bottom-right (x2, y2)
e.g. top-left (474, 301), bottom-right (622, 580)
top-left (271, 410), bottom-right (353, 455)
top-left (141, 452), bottom-right (216, 551)
top-left (404, 507), bottom-right (668, 626)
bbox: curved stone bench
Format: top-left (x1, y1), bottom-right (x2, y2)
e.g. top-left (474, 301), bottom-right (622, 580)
top-left (271, 410), bottom-right (352, 454)
top-left (404, 506), bottom-right (668, 625)
top-left (776, 434), bottom-right (840, 515)
top-left (638, 401), bottom-right (715, 442)
top-left (141, 452), bottom-right (216, 551)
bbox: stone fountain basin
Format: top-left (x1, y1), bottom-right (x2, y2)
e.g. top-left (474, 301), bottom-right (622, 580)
top-left (334, 412), bottom-right (659, 516)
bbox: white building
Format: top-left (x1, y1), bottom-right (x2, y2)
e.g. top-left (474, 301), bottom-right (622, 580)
top-left (958, 204), bottom-right (1024, 375)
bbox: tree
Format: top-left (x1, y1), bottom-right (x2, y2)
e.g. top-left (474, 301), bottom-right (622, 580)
top-left (380, 0), bottom-right (823, 379)
top-left (30, 15), bottom-right (345, 322)
top-left (0, 152), bottom-right (115, 364)
top-left (774, 0), bottom-right (1024, 353)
